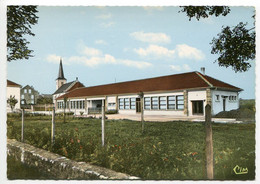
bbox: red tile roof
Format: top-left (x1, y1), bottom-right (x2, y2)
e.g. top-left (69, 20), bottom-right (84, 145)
top-left (57, 71), bottom-right (242, 100)
top-left (7, 80), bottom-right (21, 87)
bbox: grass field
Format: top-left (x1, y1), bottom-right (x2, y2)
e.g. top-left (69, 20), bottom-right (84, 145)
top-left (7, 114), bottom-right (255, 180)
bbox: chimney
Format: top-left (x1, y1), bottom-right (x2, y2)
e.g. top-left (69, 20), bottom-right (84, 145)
top-left (200, 67), bottom-right (205, 75)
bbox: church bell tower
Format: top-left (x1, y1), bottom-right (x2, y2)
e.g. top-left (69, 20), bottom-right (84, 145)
top-left (56, 58), bottom-right (67, 90)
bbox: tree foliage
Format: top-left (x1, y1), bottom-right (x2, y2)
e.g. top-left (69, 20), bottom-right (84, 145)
top-left (7, 95), bottom-right (18, 111)
top-left (7, 6), bottom-right (39, 61)
top-left (37, 96), bottom-right (53, 104)
top-left (180, 6), bottom-right (255, 72)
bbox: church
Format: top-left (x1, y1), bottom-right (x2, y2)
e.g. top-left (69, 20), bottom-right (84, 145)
top-left (53, 60), bottom-right (242, 117)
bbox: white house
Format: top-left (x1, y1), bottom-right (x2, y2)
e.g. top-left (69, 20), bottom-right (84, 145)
top-left (54, 71), bottom-right (242, 117)
top-left (6, 80), bottom-right (22, 112)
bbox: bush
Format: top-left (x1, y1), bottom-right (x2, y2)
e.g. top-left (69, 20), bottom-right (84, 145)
top-left (214, 108), bottom-right (255, 120)
top-left (105, 110), bottom-right (118, 114)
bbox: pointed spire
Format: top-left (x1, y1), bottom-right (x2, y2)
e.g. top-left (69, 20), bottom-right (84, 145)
top-left (57, 58), bottom-right (66, 80)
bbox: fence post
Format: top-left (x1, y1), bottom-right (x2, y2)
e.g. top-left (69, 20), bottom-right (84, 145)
top-left (205, 104), bottom-right (214, 179)
top-left (101, 99), bottom-right (105, 146)
top-left (51, 106), bottom-right (55, 145)
top-left (21, 108), bottom-right (24, 142)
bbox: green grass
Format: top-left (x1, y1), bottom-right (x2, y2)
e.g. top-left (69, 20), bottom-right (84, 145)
top-left (7, 114), bottom-right (255, 180)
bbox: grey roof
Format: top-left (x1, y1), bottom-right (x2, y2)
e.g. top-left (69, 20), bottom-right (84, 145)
top-left (53, 81), bottom-right (74, 95)
top-left (57, 59), bottom-right (66, 80)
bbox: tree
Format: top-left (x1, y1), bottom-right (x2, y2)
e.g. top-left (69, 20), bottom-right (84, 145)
top-left (7, 6), bottom-right (39, 61)
top-left (179, 6), bottom-right (255, 72)
top-left (37, 96), bottom-right (53, 104)
top-left (63, 97), bottom-right (68, 123)
top-left (7, 95), bottom-right (18, 112)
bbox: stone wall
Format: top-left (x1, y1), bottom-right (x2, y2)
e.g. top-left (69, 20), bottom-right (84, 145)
top-left (7, 139), bottom-right (139, 180)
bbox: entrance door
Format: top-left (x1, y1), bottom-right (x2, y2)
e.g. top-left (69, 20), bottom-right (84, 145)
top-left (192, 100), bottom-right (204, 115)
top-left (136, 98), bottom-right (141, 113)
top-left (223, 98), bottom-right (226, 111)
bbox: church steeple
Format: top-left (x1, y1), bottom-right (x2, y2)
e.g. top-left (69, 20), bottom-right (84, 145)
top-left (56, 58), bottom-right (67, 90)
top-left (57, 58), bottom-right (66, 80)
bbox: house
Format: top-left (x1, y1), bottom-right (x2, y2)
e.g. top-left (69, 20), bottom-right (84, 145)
top-left (52, 59), bottom-right (85, 108)
top-left (7, 80), bottom-right (22, 112)
top-left (20, 85), bottom-right (40, 107)
top-left (54, 70), bottom-right (242, 117)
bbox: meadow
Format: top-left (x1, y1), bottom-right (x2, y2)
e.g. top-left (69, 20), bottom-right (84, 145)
top-left (7, 114), bottom-right (255, 180)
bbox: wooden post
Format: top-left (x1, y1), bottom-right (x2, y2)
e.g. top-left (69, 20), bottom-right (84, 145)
top-left (101, 99), bottom-right (105, 146)
top-left (205, 104), bottom-right (214, 179)
top-left (141, 97), bottom-right (144, 133)
top-left (51, 106), bottom-right (55, 144)
top-left (21, 109), bottom-right (24, 142)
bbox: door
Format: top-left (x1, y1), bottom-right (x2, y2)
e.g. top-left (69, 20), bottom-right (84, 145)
top-left (192, 100), bottom-right (204, 115)
top-left (136, 98), bottom-right (141, 113)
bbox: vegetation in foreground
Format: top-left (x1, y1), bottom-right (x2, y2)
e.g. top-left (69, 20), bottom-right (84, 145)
top-left (7, 114), bottom-right (255, 180)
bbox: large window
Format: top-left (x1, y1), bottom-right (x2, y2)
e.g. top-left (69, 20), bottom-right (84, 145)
top-left (119, 98), bottom-right (124, 109)
top-left (124, 98), bottom-right (130, 109)
top-left (167, 96), bottom-right (175, 109)
top-left (130, 98), bottom-right (136, 109)
top-left (176, 95), bottom-right (184, 110)
top-left (144, 97), bottom-right (151, 110)
top-left (151, 97), bottom-right (158, 109)
top-left (159, 97), bottom-right (167, 110)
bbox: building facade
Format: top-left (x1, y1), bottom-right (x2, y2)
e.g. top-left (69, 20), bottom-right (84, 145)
top-left (54, 71), bottom-right (242, 117)
top-left (20, 85), bottom-right (40, 106)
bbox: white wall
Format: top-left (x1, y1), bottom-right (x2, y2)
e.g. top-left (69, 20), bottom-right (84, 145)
top-left (6, 86), bottom-right (21, 112)
top-left (187, 90), bottom-right (206, 116)
top-left (211, 90), bottom-right (239, 115)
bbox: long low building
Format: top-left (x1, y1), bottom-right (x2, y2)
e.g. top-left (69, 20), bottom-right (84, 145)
top-left (54, 71), bottom-right (242, 117)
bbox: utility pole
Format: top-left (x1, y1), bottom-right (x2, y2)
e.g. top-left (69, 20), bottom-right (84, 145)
top-left (51, 105), bottom-right (55, 145)
top-left (101, 99), bottom-right (105, 146)
top-left (205, 104), bottom-right (214, 179)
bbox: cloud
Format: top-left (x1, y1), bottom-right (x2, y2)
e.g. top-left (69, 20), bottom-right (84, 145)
top-left (130, 31), bottom-right (171, 44)
top-left (47, 45), bottom-right (152, 69)
top-left (46, 54), bottom-right (61, 64)
top-left (176, 44), bottom-right (205, 60)
top-left (100, 22), bottom-right (115, 28)
top-left (81, 46), bottom-right (103, 57)
top-left (133, 44), bottom-right (205, 61)
top-left (170, 64), bottom-right (191, 72)
top-left (96, 13), bottom-right (112, 19)
top-left (134, 45), bottom-right (175, 58)
top-left (95, 40), bottom-right (108, 45)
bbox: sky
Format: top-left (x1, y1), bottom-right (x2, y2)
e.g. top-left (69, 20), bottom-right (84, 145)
top-left (7, 6), bottom-right (256, 99)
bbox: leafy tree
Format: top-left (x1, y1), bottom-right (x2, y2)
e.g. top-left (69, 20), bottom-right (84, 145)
top-left (7, 6), bottom-right (39, 61)
top-left (7, 95), bottom-right (18, 112)
top-left (37, 96), bottom-right (53, 104)
top-left (179, 6), bottom-right (255, 72)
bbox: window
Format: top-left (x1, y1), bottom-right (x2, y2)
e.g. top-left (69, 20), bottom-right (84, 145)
top-left (167, 96), bottom-right (175, 109)
top-left (216, 95), bottom-right (220, 101)
top-left (144, 97), bottom-right (151, 110)
top-left (119, 99), bottom-right (124, 109)
top-left (159, 97), bottom-right (166, 110)
top-left (108, 103), bottom-right (116, 107)
top-left (73, 101), bottom-right (76, 109)
top-left (31, 100), bottom-right (34, 104)
top-left (21, 95), bottom-right (24, 99)
top-left (21, 100), bottom-right (24, 104)
top-left (29, 89), bottom-right (31, 93)
top-left (130, 98), bottom-right (136, 109)
top-left (124, 98), bottom-right (130, 109)
top-left (82, 100), bottom-right (85, 109)
top-left (176, 95), bottom-right (184, 110)
top-left (151, 97), bottom-right (158, 109)
top-left (31, 95), bottom-right (34, 99)
top-left (24, 89), bottom-right (27, 93)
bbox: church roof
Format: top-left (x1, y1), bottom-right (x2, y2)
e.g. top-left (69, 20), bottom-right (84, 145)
top-left (57, 71), bottom-right (242, 100)
top-left (53, 80), bottom-right (85, 95)
top-left (57, 59), bottom-right (66, 80)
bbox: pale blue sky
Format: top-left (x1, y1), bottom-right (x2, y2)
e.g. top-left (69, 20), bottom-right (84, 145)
top-left (7, 6), bottom-right (255, 99)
